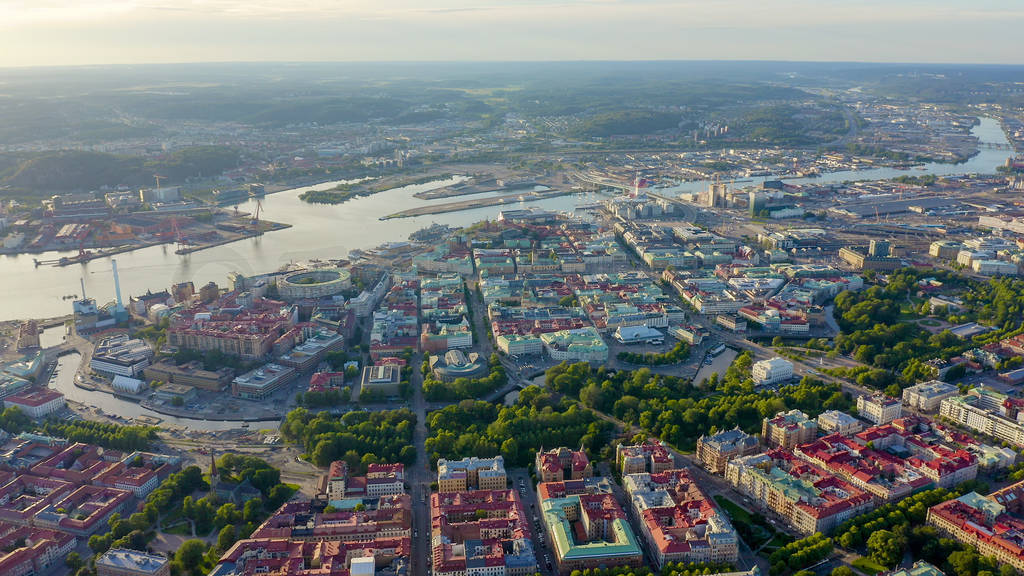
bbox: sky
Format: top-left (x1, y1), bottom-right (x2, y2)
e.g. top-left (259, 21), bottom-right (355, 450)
top-left (0, 0), bottom-right (1022, 67)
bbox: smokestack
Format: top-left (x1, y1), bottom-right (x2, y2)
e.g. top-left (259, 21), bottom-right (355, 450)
top-left (111, 259), bottom-right (124, 311)
top-left (80, 278), bottom-right (86, 300)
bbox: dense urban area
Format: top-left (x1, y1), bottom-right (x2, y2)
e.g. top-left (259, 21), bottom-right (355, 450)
top-left (4, 61), bottom-right (1024, 576)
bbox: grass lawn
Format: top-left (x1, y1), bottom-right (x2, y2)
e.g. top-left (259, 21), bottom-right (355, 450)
top-left (161, 521), bottom-right (192, 537)
top-left (159, 506), bottom-right (185, 530)
top-left (714, 495), bottom-right (753, 523)
top-left (852, 557), bottom-right (889, 575)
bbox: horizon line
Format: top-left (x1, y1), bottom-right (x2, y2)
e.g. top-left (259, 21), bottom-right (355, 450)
top-left (3, 57), bottom-right (1024, 72)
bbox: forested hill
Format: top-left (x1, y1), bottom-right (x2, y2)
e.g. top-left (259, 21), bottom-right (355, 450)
top-left (0, 146), bottom-right (241, 194)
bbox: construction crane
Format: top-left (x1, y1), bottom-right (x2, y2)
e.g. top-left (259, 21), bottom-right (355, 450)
top-left (154, 175), bottom-right (166, 189)
top-left (251, 200), bottom-right (263, 226)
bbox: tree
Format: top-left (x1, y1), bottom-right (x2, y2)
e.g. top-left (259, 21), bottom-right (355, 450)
top-left (175, 539), bottom-right (207, 573)
top-left (831, 567), bottom-right (854, 576)
top-left (866, 529), bottom-right (904, 568)
top-left (217, 525), bottom-right (237, 552)
top-left (242, 498), bottom-right (263, 523)
top-left (267, 484), bottom-right (293, 509)
top-left (65, 552), bottom-right (83, 572)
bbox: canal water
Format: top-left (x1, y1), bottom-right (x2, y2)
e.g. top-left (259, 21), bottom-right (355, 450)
top-left (0, 118), bottom-right (1011, 323)
top-left (47, 352), bottom-right (280, 431)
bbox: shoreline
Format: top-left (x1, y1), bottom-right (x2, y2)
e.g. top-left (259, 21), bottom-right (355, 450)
top-left (71, 378), bottom-right (282, 424)
top-left (382, 189), bottom-right (576, 220)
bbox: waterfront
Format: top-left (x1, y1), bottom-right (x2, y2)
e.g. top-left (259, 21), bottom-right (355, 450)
top-left (0, 118), bottom-right (1010, 322)
top-left (46, 352), bottom-right (280, 432)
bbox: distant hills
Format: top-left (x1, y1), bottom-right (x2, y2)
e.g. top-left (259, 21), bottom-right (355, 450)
top-left (0, 146), bottom-right (241, 194)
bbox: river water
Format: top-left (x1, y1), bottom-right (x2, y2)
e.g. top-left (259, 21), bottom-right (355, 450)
top-left (0, 118), bottom-right (1011, 323)
top-left (47, 352), bottom-right (280, 431)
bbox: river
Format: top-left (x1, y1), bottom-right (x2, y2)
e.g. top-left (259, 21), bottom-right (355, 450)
top-left (0, 118), bottom-right (1011, 323)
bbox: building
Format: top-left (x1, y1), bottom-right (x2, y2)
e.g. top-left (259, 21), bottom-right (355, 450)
top-left (357, 365), bottom-right (402, 400)
top-left (277, 329), bottom-right (344, 372)
top-left (751, 357), bottom-right (793, 386)
top-left (437, 456), bottom-right (507, 493)
top-left (928, 488), bottom-right (1024, 573)
top-left (903, 380), bottom-right (959, 413)
top-left (143, 360), bottom-right (234, 392)
top-left (539, 327), bottom-right (609, 363)
top-left (696, 428), bottom-right (760, 474)
top-left (430, 489), bottom-right (536, 576)
top-left (3, 389), bottom-right (65, 419)
top-left (230, 363), bottom-right (297, 400)
top-left (323, 461), bottom-right (406, 501)
top-left (762, 410), bottom-right (818, 449)
top-left (0, 524), bottom-right (76, 576)
top-left (167, 300), bottom-right (296, 361)
top-left (930, 241), bottom-right (962, 260)
top-left (882, 561), bottom-right (945, 576)
top-left (624, 468), bottom-right (738, 568)
top-left (857, 394), bottom-right (903, 425)
top-left (616, 440), bottom-right (674, 476)
top-left (429, 349), bottom-right (488, 382)
top-left (536, 447), bottom-right (592, 483)
top-left (212, 538), bottom-right (409, 576)
top-left (539, 481), bottom-right (643, 574)
top-left (940, 392), bottom-right (1024, 449)
top-left (96, 549), bottom-right (171, 576)
top-left (816, 411), bottom-right (862, 437)
top-left (726, 449), bottom-right (874, 535)
top-left (972, 259), bottom-right (1019, 276)
top-left (613, 325), bottom-right (664, 345)
top-left (90, 335), bottom-right (154, 378)
top-left (276, 267), bottom-right (352, 301)
top-left (33, 484), bottom-right (132, 536)
top-left (795, 433), bottom-right (937, 501)
top-left (839, 246), bottom-right (902, 271)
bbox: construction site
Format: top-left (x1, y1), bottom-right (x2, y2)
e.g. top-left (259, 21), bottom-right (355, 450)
top-left (9, 187), bottom-right (290, 267)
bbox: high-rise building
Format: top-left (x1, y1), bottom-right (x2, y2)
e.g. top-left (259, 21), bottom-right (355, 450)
top-left (869, 239), bottom-right (891, 258)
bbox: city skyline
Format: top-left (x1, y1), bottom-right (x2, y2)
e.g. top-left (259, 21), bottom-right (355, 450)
top-left (1, 0), bottom-right (1023, 67)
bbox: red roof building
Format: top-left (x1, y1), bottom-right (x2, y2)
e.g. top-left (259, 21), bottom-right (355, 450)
top-left (536, 447), bottom-right (592, 483)
top-left (623, 468), bottom-right (739, 568)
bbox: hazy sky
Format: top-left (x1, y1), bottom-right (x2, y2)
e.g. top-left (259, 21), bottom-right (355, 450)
top-left (1, 0), bottom-right (1021, 67)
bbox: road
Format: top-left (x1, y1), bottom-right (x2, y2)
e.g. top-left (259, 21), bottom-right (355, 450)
top-left (408, 349), bottom-right (432, 576)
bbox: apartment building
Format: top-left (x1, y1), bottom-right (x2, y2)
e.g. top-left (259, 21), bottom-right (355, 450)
top-left (726, 450), bottom-right (874, 535)
top-left (623, 469), bottom-right (738, 568)
top-left (536, 447), bottom-right (592, 483)
top-left (902, 380), bottom-right (958, 413)
top-left (857, 394), bottom-right (903, 425)
top-left (437, 456), bottom-right (507, 492)
top-left (696, 428), bottom-right (760, 474)
top-left (762, 410), bottom-right (818, 449)
top-left (616, 440), bottom-right (674, 476)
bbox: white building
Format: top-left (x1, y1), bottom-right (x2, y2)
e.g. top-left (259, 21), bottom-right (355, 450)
top-left (972, 260), bottom-right (1018, 276)
top-left (90, 335), bottom-right (154, 378)
top-left (902, 380), bottom-right (958, 412)
top-left (4, 389), bottom-right (66, 418)
top-left (817, 410), bottom-right (863, 437)
top-left (857, 393), bottom-right (902, 425)
top-left (496, 333), bottom-right (543, 356)
top-left (751, 357), bottom-right (793, 386)
top-left (111, 376), bottom-right (144, 394)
